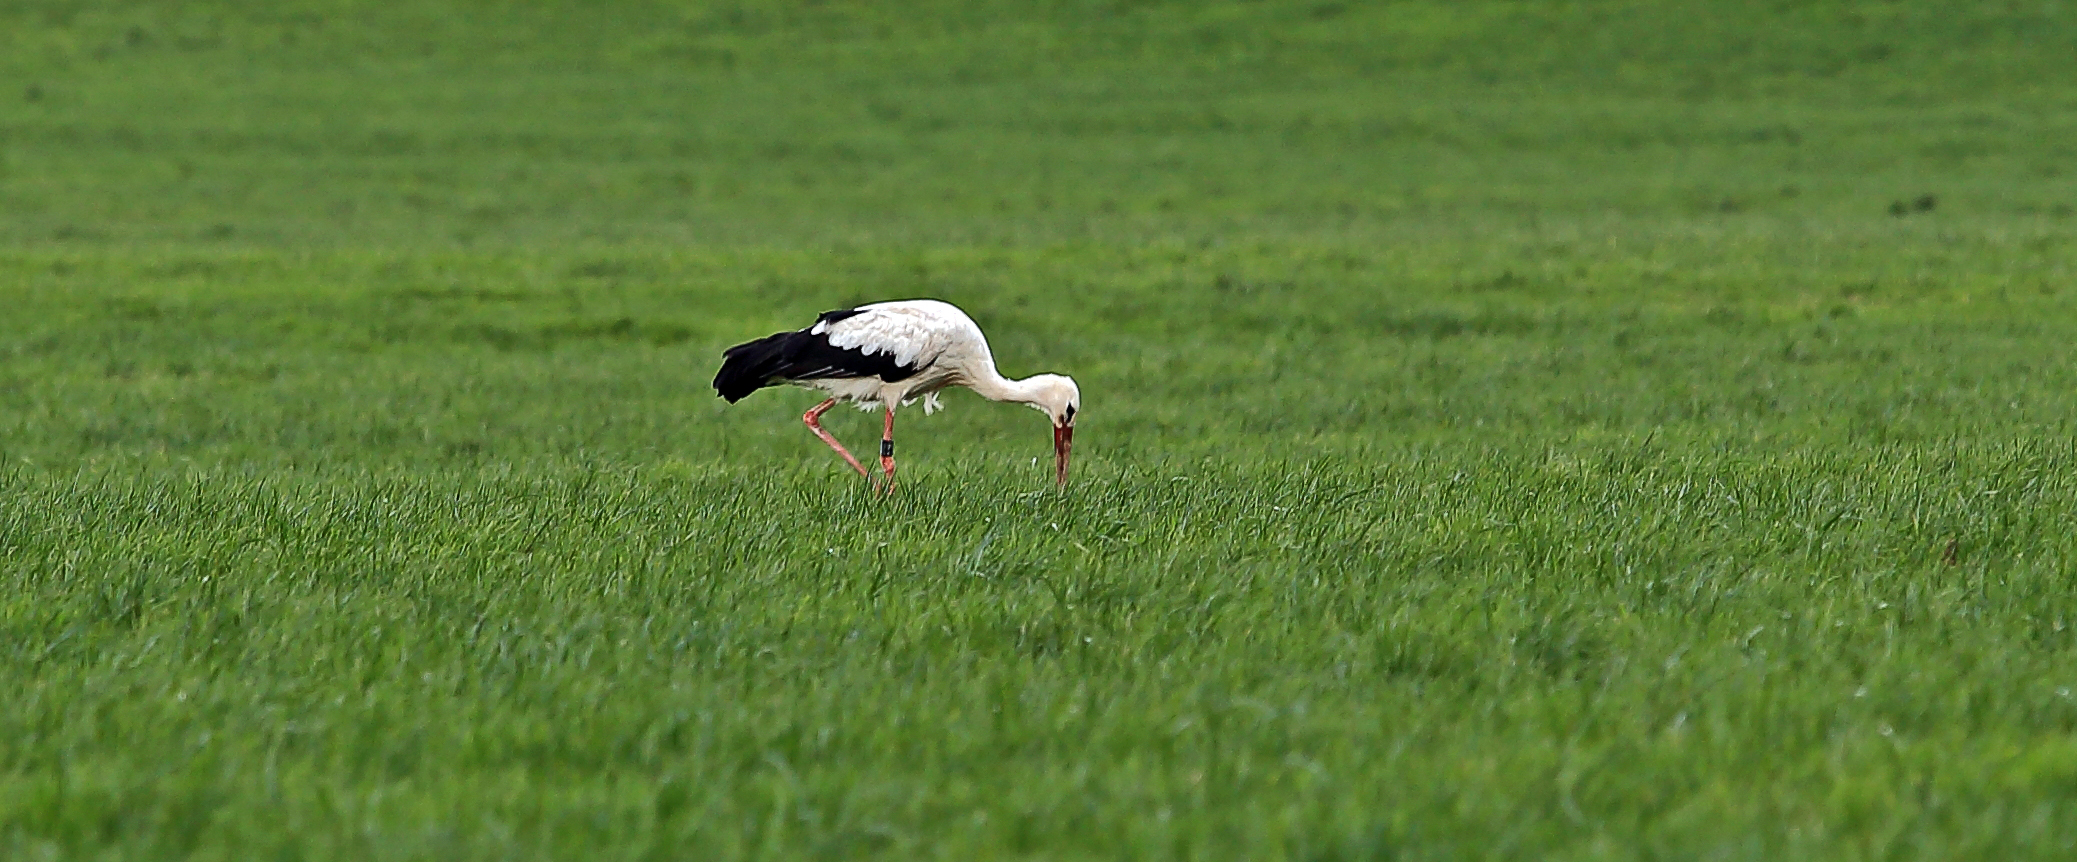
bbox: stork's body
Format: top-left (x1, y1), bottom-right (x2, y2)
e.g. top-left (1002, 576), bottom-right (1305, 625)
top-left (713, 300), bottom-right (1079, 488)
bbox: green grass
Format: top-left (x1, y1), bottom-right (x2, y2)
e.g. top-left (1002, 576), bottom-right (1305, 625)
top-left (5, 1), bottom-right (2077, 858)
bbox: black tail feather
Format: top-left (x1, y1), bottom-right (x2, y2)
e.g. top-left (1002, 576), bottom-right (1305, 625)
top-left (712, 331), bottom-right (796, 402)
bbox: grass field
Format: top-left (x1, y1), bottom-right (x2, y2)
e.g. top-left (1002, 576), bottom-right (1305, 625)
top-left (5, 1), bottom-right (2077, 858)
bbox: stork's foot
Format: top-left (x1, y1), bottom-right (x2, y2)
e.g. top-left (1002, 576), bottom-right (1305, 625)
top-left (873, 456), bottom-right (897, 496)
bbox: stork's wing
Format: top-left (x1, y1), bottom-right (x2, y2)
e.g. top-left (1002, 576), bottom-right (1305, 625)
top-left (813, 300), bottom-right (985, 373)
top-left (712, 299), bottom-right (989, 403)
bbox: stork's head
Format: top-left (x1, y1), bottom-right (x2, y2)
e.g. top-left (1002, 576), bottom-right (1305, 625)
top-left (1024, 374), bottom-right (1080, 428)
top-left (1023, 374), bottom-right (1079, 487)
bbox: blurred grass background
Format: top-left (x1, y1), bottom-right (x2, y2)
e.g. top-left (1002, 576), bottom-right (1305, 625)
top-left (5, 0), bottom-right (2074, 246)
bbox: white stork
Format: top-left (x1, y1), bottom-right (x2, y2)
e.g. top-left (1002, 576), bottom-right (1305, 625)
top-left (712, 299), bottom-right (1080, 489)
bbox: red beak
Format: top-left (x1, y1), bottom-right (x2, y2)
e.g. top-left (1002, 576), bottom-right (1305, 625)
top-left (1054, 424), bottom-right (1073, 487)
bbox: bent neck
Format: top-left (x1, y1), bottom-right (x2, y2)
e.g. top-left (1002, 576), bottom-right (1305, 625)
top-left (968, 366), bottom-right (1047, 406)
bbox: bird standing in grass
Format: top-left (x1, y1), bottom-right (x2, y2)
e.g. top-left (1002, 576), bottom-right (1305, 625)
top-left (713, 299), bottom-right (1080, 490)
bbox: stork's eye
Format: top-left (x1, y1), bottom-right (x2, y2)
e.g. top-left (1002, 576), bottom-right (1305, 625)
top-left (1064, 405), bottom-right (1076, 422)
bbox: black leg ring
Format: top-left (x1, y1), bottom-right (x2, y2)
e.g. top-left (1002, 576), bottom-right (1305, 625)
top-left (881, 439), bottom-right (894, 458)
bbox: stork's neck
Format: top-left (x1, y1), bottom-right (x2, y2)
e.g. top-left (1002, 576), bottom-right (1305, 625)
top-left (967, 364), bottom-right (1048, 406)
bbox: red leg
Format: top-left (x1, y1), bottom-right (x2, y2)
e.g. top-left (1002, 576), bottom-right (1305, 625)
top-left (802, 398), bottom-right (870, 479)
top-left (876, 407), bottom-right (897, 493)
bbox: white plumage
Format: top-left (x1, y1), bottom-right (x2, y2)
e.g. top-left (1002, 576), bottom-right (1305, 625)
top-left (809, 300), bottom-right (985, 412)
